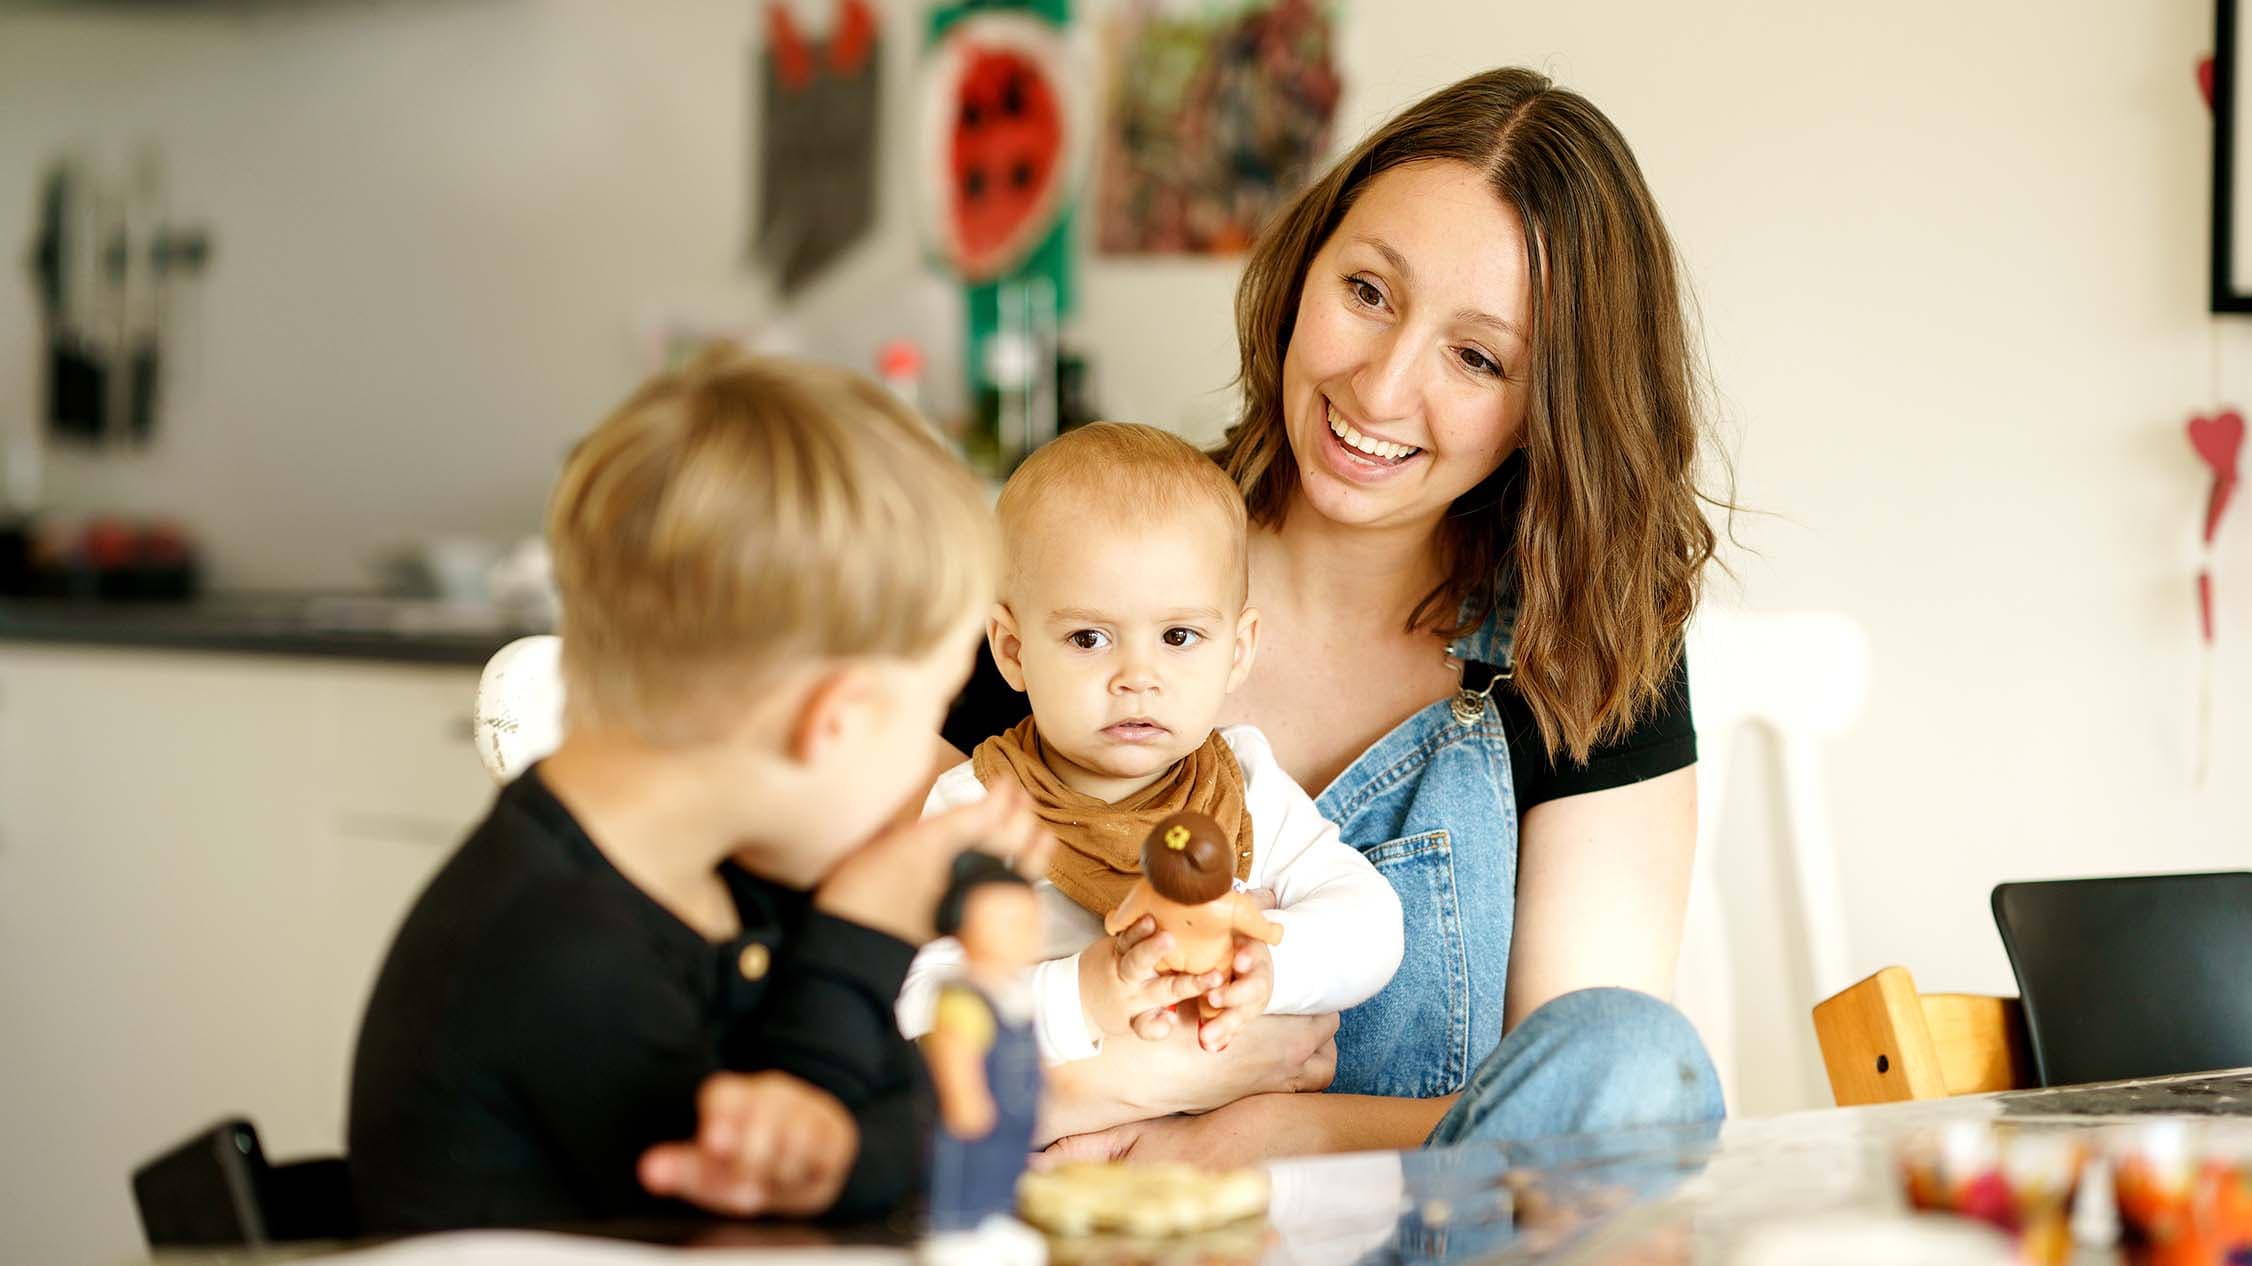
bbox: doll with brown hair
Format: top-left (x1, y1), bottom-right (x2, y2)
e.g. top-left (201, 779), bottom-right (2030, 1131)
top-left (922, 852), bottom-right (1046, 1265)
top-left (1103, 811), bottom-right (1283, 1022)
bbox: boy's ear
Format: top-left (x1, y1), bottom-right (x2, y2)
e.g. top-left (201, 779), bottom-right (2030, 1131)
top-left (787, 664), bottom-right (879, 764)
top-left (1224, 605), bottom-right (1261, 693)
top-left (988, 602), bottom-right (1029, 693)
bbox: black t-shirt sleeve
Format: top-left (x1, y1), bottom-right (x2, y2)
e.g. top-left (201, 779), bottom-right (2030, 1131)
top-left (1502, 648), bottom-right (1697, 812)
top-left (468, 894), bottom-right (712, 1223)
top-left (752, 911), bottom-right (918, 1107)
top-left (941, 642), bottom-right (1026, 756)
top-left (740, 910), bottom-right (924, 1218)
top-left (826, 1084), bottom-right (924, 1220)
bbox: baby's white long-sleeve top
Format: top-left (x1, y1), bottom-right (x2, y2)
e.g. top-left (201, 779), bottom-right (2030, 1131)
top-left (894, 724), bottom-right (1404, 1065)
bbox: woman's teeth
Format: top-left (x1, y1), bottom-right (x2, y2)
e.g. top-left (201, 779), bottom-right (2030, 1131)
top-left (1328, 407), bottom-right (1421, 463)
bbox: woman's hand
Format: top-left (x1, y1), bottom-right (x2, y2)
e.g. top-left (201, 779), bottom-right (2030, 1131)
top-left (1044, 1094), bottom-right (1285, 1166)
top-left (1048, 1090), bottom-right (1459, 1166)
top-left (1036, 1010), bottom-right (1338, 1143)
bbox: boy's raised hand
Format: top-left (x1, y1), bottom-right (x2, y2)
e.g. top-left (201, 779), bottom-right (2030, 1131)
top-left (638, 1071), bottom-right (855, 1217)
top-left (1195, 934), bottom-right (1275, 1052)
top-left (1080, 914), bottom-right (1223, 1041)
top-left (814, 780), bottom-right (1052, 945)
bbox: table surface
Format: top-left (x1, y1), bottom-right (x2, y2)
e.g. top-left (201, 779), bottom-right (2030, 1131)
top-left (1405, 1066), bottom-right (2252, 1266)
top-left (144, 1068), bottom-right (2252, 1266)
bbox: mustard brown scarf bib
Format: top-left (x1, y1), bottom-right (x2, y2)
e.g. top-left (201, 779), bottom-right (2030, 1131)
top-left (971, 717), bottom-right (1252, 915)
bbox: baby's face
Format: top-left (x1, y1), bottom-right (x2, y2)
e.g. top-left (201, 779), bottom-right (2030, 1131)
top-left (998, 511), bottom-right (1256, 802)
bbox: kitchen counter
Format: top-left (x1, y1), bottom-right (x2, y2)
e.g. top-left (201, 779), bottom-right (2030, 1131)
top-left (0, 595), bottom-right (549, 666)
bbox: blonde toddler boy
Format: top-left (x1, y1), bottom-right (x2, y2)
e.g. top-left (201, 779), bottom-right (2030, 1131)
top-left (348, 353), bottom-right (1046, 1231)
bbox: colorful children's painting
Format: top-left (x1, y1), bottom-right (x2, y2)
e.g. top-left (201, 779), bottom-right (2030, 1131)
top-left (1093, 0), bottom-right (1341, 255)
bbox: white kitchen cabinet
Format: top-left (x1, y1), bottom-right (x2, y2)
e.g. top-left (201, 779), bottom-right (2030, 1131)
top-left (0, 644), bottom-right (492, 1266)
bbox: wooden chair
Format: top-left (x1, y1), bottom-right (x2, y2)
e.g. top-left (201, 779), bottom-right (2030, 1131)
top-left (1811, 965), bottom-right (2032, 1106)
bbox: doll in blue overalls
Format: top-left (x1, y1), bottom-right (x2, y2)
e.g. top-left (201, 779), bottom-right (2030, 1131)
top-left (921, 852), bottom-right (1046, 1266)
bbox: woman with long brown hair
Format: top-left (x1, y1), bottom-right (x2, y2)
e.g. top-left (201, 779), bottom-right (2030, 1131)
top-left (946, 65), bottom-right (1725, 1160)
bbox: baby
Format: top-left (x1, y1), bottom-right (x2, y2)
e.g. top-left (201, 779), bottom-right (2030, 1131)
top-left (898, 422), bottom-right (1402, 1071)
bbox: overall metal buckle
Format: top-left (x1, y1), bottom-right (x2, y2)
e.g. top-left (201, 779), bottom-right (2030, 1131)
top-left (1446, 586), bottom-right (1518, 727)
top-left (1447, 656), bottom-right (1509, 727)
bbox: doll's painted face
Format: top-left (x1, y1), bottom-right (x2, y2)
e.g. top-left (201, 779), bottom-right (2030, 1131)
top-left (957, 882), bottom-right (1041, 973)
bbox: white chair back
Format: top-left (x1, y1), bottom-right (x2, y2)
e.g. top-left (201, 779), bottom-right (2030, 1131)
top-left (473, 634), bottom-right (566, 783)
top-left (1677, 607), bottom-right (1870, 1114)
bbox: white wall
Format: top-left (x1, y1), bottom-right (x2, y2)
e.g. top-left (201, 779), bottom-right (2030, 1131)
top-left (2, 0), bottom-right (2247, 1144)
top-left (0, 0), bottom-right (971, 589)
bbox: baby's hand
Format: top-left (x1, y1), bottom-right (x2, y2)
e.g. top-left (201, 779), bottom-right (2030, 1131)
top-left (1197, 934), bottom-right (1275, 1053)
top-left (638, 1071), bottom-right (857, 1217)
top-left (1079, 915), bottom-right (1222, 1041)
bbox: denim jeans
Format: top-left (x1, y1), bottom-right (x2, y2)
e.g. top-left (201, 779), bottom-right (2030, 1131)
top-left (1425, 986), bottom-right (1724, 1145)
top-left (1385, 989), bottom-right (1724, 1264)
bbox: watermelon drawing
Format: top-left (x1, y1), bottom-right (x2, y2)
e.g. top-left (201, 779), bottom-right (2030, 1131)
top-left (921, 11), bottom-right (1082, 283)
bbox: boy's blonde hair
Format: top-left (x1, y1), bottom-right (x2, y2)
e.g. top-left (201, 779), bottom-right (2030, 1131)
top-left (548, 350), bottom-right (998, 741)
top-left (995, 422), bottom-right (1249, 605)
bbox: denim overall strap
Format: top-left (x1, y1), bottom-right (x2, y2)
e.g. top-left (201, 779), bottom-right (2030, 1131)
top-left (1445, 588), bottom-right (1516, 726)
top-left (1314, 591), bottom-right (1521, 1098)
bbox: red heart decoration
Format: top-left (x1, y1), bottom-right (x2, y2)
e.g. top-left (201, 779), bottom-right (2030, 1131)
top-left (2200, 55), bottom-right (2217, 110)
top-left (2208, 477), bottom-right (2240, 545)
top-left (2190, 409), bottom-right (2244, 481)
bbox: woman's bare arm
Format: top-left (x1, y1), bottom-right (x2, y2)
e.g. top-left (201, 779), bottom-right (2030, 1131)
top-left (1048, 1089), bottom-right (1456, 1164)
top-left (1034, 1011), bottom-right (1338, 1145)
top-left (1504, 766), bottom-right (1696, 1033)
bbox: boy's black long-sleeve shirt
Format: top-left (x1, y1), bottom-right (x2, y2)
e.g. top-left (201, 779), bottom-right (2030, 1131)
top-left (347, 765), bottom-right (922, 1233)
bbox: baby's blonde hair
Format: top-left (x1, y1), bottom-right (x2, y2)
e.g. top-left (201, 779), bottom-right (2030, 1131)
top-left (548, 350), bottom-right (998, 742)
top-left (995, 422), bottom-right (1248, 605)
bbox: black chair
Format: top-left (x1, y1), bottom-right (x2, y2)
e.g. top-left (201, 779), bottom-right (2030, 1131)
top-left (1992, 871), bottom-right (2252, 1088)
top-left (131, 1118), bottom-right (356, 1248)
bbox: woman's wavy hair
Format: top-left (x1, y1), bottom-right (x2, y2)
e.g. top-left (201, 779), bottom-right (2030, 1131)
top-left (1215, 67), bottom-right (1721, 765)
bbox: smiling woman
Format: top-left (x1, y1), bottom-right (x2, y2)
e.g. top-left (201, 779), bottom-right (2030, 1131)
top-left (1223, 76), bottom-right (1713, 762)
top-left (944, 67), bottom-right (1727, 1163)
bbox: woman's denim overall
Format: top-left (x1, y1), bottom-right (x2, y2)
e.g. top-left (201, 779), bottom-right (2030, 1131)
top-left (1314, 601), bottom-right (1723, 1142)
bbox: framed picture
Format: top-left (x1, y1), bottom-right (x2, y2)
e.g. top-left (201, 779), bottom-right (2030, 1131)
top-left (2216, 0), bottom-right (2252, 311)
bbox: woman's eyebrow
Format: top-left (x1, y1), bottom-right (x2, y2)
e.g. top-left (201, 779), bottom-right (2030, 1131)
top-left (1353, 234), bottom-right (1413, 282)
top-left (1356, 234), bottom-right (1521, 339)
top-left (1455, 307), bottom-right (1522, 340)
